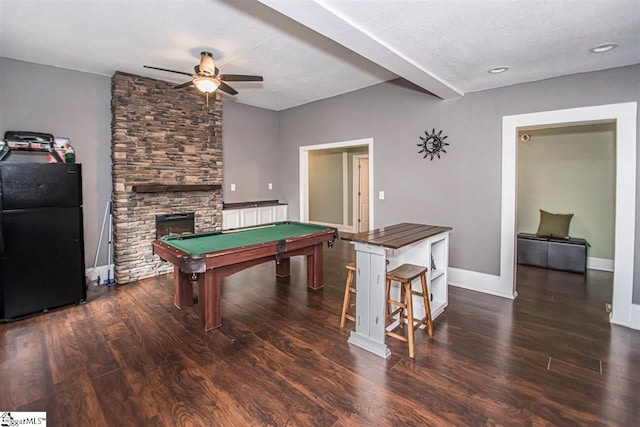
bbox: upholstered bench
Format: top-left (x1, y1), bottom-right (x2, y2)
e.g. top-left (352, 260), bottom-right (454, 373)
top-left (517, 233), bottom-right (589, 274)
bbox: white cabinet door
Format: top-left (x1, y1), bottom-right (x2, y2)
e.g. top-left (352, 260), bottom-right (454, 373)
top-left (241, 208), bottom-right (258, 227)
top-left (258, 206), bottom-right (274, 224)
top-left (274, 205), bottom-right (288, 222)
top-left (222, 210), bottom-right (241, 230)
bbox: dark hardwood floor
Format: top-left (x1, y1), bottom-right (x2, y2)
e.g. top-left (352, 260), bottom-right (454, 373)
top-left (1, 239), bottom-right (638, 426)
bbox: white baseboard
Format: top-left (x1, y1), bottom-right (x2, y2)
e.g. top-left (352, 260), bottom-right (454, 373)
top-left (448, 267), bottom-right (515, 300)
top-left (631, 304), bottom-right (640, 330)
top-left (85, 264), bottom-right (115, 286)
top-left (587, 257), bottom-right (614, 272)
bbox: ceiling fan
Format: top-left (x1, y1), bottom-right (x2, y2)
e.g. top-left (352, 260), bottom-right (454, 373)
top-left (144, 51), bottom-right (263, 103)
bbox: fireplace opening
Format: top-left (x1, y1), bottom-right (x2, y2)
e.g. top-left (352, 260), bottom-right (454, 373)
top-left (156, 213), bottom-right (195, 240)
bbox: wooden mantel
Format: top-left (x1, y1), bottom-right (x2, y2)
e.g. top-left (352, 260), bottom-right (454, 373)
top-left (132, 184), bottom-right (222, 193)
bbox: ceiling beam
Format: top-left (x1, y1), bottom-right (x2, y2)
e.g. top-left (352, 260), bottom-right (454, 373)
top-left (257, 0), bottom-right (462, 99)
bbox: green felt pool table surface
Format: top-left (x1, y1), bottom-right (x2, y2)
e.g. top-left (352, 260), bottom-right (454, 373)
top-left (162, 222), bottom-right (332, 256)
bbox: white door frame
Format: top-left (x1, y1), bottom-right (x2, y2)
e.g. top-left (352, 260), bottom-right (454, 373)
top-left (353, 154), bottom-right (369, 233)
top-left (501, 102), bottom-right (637, 327)
top-left (300, 138), bottom-right (374, 232)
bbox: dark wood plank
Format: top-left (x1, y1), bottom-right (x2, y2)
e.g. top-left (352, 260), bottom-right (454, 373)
top-left (365, 224), bottom-right (440, 245)
top-left (205, 362), bottom-right (339, 426)
top-left (342, 222), bottom-right (452, 248)
top-left (348, 222), bottom-right (419, 240)
top-left (372, 225), bottom-right (451, 248)
top-left (0, 326), bottom-right (52, 409)
top-left (52, 372), bottom-right (109, 427)
top-left (42, 309), bottom-right (87, 385)
top-left (92, 368), bottom-right (150, 426)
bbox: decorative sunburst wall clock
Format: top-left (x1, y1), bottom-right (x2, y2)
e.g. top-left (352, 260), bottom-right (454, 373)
top-left (418, 129), bottom-right (449, 160)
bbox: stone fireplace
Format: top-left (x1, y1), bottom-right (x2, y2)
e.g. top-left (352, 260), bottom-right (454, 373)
top-left (111, 72), bottom-right (223, 284)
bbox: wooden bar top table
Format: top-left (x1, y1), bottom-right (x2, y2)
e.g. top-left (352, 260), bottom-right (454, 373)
top-left (341, 223), bottom-right (452, 358)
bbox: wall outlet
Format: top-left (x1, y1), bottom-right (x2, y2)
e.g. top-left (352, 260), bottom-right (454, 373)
top-left (379, 191), bottom-right (385, 200)
top-left (268, 183), bottom-right (273, 190)
top-left (230, 184), bottom-right (236, 191)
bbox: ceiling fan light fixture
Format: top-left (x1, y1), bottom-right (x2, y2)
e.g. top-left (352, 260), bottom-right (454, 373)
top-left (193, 77), bottom-right (220, 93)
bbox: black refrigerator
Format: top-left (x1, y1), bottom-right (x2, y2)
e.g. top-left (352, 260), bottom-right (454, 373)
top-left (0, 163), bottom-right (86, 320)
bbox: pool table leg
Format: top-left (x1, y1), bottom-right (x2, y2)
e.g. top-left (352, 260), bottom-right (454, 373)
top-left (275, 258), bottom-right (290, 278)
top-left (307, 243), bottom-right (324, 289)
top-left (199, 269), bottom-right (222, 331)
top-left (173, 266), bottom-right (194, 308)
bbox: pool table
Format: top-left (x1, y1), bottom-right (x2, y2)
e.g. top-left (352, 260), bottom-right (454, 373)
top-left (152, 221), bottom-right (338, 331)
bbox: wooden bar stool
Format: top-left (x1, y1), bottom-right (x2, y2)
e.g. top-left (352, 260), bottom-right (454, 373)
top-left (385, 263), bottom-right (434, 358)
top-left (340, 263), bottom-right (357, 328)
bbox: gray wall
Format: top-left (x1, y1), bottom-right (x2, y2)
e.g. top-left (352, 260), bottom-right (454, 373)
top-left (0, 58), bottom-right (112, 267)
top-left (277, 65), bottom-right (640, 301)
top-left (222, 101), bottom-right (280, 203)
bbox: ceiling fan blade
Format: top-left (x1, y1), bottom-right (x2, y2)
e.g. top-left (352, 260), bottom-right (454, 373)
top-left (143, 65), bottom-right (193, 77)
top-left (219, 74), bottom-right (263, 82)
top-left (174, 81), bottom-right (194, 89)
top-left (218, 81), bottom-right (238, 95)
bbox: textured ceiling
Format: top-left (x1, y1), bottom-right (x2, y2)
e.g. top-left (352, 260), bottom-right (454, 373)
top-left (1, 0), bottom-right (638, 111)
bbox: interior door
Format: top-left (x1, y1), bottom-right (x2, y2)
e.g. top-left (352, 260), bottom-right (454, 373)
top-left (357, 157), bottom-right (369, 232)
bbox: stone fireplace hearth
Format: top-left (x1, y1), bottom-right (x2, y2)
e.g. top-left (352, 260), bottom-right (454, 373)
top-left (111, 72), bottom-right (223, 284)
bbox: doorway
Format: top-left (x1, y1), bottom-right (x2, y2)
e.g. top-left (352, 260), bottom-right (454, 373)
top-left (299, 138), bottom-right (374, 233)
top-left (516, 124), bottom-right (616, 271)
top-left (501, 102), bottom-right (637, 327)
top-left (353, 155), bottom-right (369, 232)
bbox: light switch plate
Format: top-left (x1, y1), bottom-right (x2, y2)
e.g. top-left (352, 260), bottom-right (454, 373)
top-left (231, 184), bottom-right (236, 191)
top-left (379, 191), bottom-right (385, 200)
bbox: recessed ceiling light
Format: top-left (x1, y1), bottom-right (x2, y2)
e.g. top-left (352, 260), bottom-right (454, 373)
top-left (589, 43), bottom-right (618, 53)
top-left (488, 66), bottom-right (509, 74)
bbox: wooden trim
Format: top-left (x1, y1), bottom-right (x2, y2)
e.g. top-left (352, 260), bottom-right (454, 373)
top-left (132, 184), bottom-right (222, 193)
